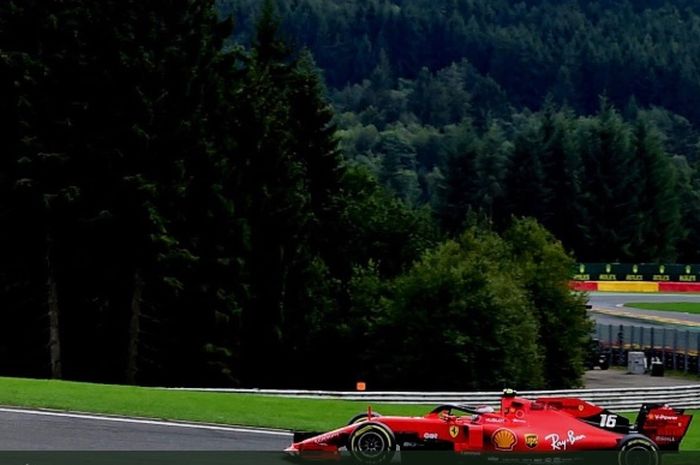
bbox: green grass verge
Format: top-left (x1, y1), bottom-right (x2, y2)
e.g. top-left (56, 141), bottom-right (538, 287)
top-left (0, 377), bottom-right (427, 432)
top-left (0, 377), bottom-right (697, 450)
top-left (625, 302), bottom-right (700, 314)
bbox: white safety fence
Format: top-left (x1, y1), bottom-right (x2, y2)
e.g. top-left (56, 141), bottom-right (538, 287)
top-left (163, 385), bottom-right (700, 412)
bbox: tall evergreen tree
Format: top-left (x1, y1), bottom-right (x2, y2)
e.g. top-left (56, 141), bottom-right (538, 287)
top-left (378, 131), bottom-right (420, 205)
top-left (235, 0), bottom-right (306, 387)
top-left (630, 120), bottom-right (682, 261)
top-left (503, 121), bottom-right (549, 222)
top-left (0, 0), bottom-right (91, 379)
top-left (539, 109), bottom-right (588, 255)
top-left (676, 159), bottom-right (700, 261)
top-left (234, 1), bottom-right (351, 387)
top-left (579, 102), bottom-right (639, 261)
top-left (276, 50), bottom-right (349, 386)
top-left (438, 137), bottom-right (481, 233)
top-left (473, 123), bottom-right (511, 222)
top-left (0, 0), bottom-right (241, 384)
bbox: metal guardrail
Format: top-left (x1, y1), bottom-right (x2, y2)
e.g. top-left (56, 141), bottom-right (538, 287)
top-left (164, 384), bottom-right (700, 412)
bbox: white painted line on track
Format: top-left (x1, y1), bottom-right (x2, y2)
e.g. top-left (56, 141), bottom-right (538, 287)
top-left (0, 407), bottom-right (292, 437)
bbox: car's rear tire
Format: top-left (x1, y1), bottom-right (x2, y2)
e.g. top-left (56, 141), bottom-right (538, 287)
top-left (348, 422), bottom-right (396, 464)
top-left (348, 412), bottom-right (383, 425)
top-left (618, 435), bottom-right (660, 465)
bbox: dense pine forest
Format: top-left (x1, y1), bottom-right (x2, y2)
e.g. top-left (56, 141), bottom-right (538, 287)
top-left (6, 0), bottom-right (699, 390)
top-left (224, 0), bottom-right (700, 262)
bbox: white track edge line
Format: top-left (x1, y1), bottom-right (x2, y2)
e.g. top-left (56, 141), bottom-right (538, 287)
top-left (0, 407), bottom-right (292, 437)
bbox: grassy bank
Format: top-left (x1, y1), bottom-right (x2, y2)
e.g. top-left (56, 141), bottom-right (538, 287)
top-left (625, 302), bottom-right (700, 314)
top-left (0, 377), bottom-right (697, 450)
top-left (0, 377), bottom-right (427, 432)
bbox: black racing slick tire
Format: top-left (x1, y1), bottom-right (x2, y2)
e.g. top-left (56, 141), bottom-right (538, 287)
top-left (618, 435), bottom-right (660, 465)
top-left (347, 421), bottom-right (397, 465)
top-left (348, 412), bottom-right (383, 425)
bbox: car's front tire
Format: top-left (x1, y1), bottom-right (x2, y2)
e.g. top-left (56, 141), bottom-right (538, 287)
top-left (618, 435), bottom-right (660, 465)
top-left (347, 421), bottom-right (396, 464)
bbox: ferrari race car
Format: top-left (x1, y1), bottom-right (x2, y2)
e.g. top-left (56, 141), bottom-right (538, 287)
top-left (285, 390), bottom-right (692, 465)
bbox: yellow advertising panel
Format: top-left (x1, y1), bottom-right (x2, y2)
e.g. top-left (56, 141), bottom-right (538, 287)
top-left (597, 281), bottom-right (659, 293)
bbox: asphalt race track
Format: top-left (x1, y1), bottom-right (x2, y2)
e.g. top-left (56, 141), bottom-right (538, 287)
top-left (0, 408), bottom-right (291, 451)
top-left (588, 292), bottom-right (700, 328)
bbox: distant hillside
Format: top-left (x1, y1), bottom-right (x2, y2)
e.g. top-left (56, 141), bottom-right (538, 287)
top-left (219, 0), bottom-right (700, 129)
top-left (218, 0), bottom-right (700, 264)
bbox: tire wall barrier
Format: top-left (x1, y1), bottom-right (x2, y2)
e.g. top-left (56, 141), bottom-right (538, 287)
top-left (570, 263), bottom-right (700, 292)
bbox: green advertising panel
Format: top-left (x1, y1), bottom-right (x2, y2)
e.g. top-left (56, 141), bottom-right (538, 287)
top-left (573, 263), bottom-right (700, 282)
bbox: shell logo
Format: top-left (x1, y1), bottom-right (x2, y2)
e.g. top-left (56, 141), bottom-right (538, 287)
top-left (492, 428), bottom-right (517, 451)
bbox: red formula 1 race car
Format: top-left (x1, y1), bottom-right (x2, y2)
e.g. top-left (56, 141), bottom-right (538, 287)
top-left (285, 390), bottom-right (692, 465)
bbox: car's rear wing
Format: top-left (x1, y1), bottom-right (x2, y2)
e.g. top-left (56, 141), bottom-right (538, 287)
top-left (635, 404), bottom-right (693, 451)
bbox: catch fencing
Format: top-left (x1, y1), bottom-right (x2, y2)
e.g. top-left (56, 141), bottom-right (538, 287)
top-left (595, 322), bottom-right (700, 374)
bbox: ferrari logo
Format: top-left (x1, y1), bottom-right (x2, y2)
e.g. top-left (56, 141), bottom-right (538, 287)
top-left (492, 428), bottom-right (517, 451)
top-left (449, 425), bottom-right (460, 438)
top-left (525, 434), bottom-right (538, 449)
